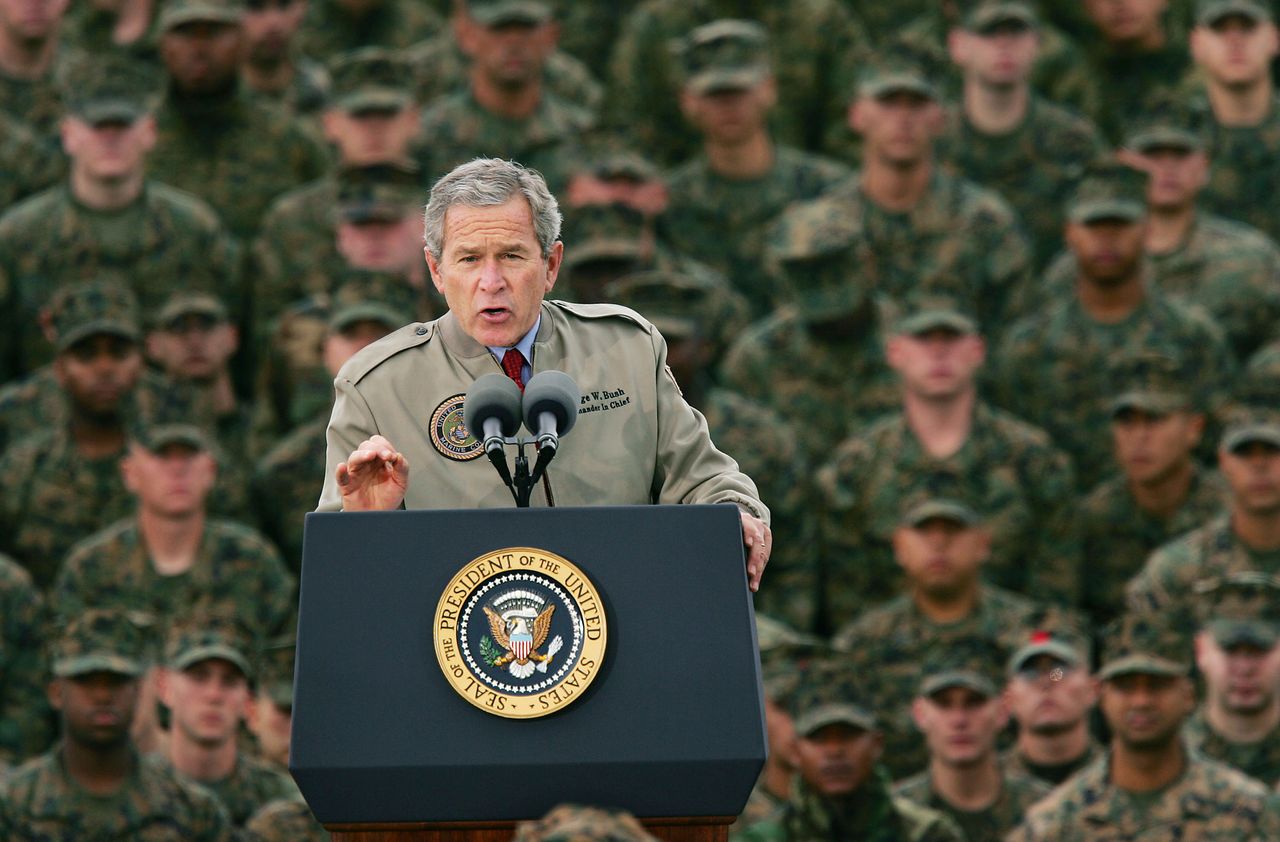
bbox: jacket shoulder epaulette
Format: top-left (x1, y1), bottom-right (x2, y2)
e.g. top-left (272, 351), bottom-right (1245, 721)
top-left (549, 300), bottom-right (655, 333)
top-left (336, 320), bottom-right (438, 385)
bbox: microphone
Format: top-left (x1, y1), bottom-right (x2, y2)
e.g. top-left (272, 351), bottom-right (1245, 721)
top-left (522, 371), bottom-right (579, 455)
top-left (464, 374), bottom-right (523, 458)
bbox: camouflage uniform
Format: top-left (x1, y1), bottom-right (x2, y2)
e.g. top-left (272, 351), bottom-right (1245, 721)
top-left (605, 0), bottom-right (868, 166)
top-left (58, 3), bottom-right (161, 73)
top-left (296, 0), bottom-right (443, 60)
top-left (818, 401), bottom-right (1082, 615)
top-left (515, 804), bottom-right (659, 842)
top-left (1201, 97), bottom-right (1280, 245)
top-left (894, 766), bottom-right (1051, 842)
top-left (0, 556), bottom-right (49, 765)
top-left (999, 738), bottom-right (1105, 789)
top-left (1184, 708), bottom-right (1280, 788)
top-left (1081, 41), bottom-right (1190, 145)
top-left (251, 416), bottom-right (328, 574)
top-left (246, 56), bottom-right (331, 118)
top-left (554, 0), bottom-right (642, 79)
top-left (245, 797), bottom-right (332, 841)
top-left (0, 112), bottom-right (63, 214)
top-left (153, 745), bottom-right (298, 827)
top-left (0, 46), bottom-right (83, 145)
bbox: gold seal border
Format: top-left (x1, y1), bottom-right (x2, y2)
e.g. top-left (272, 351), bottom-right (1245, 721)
top-left (429, 393), bottom-right (484, 462)
top-left (433, 547), bottom-right (608, 719)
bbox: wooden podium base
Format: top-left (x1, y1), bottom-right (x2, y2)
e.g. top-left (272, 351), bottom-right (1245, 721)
top-left (326, 815), bottom-right (734, 842)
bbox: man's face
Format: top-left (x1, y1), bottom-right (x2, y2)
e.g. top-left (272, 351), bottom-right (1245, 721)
top-left (321, 107), bottom-right (421, 165)
top-left (246, 694), bottom-right (292, 766)
top-left (461, 17), bottom-right (557, 89)
top-left (160, 659), bottom-right (250, 748)
top-left (242, 0), bottom-right (306, 65)
top-left (0, 0), bottom-right (69, 44)
top-left (680, 80), bottom-right (776, 146)
top-left (323, 319), bottom-right (394, 377)
top-left (1125, 146), bottom-right (1208, 211)
top-left (1196, 632), bottom-right (1280, 716)
top-left (1220, 441), bottom-right (1280, 516)
top-left (850, 91), bottom-right (942, 168)
top-left (1111, 408), bottom-right (1203, 486)
top-left (793, 722), bottom-right (883, 797)
top-left (886, 328), bottom-right (984, 401)
top-left (764, 696), bottom-right (798, 771)
top-left (1191, 16), bottom-right (1280, 88)
top-left (425, 197), bottom-right (562, 348)
top-left (1100, 672), bottom-right (1194, 751)
top-left (50, 671), bottom-right (139, 749)
top-left (1006, 655), bottom-right (1098, 735)
top-left (53, 334), bottom-right (143, 419)
top-left (950, 25), bottom-right (1039, 89)
top-left (1084, 0), bottom-right (1168, 46)
top-left (1065, 219), bottom-right (1147, 285)
top-left (121, 441), bottom-right (217, 517)
top-left (161, 21), bottom-right (244, 95)
top-left (337, 215), bottom-right (423, 272)
top-left (147, 313), bottom-right (238, 381)
top-left (893, 518), bottom-right (990, 598)
top-left (913, 686), bottom-right (1007, 768)
top-left (61, 115), bottom-right (156, 182)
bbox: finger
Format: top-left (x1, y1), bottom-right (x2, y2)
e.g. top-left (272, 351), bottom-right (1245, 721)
top-left (336, 462), bottom-right (351, 488)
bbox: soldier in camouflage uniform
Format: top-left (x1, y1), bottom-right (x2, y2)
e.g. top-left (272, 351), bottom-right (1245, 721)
top-left (241, 0), bottom-right (330, 117)
top-left (245, 797), bottom-right (331, 842)
top-left (154, 615), bottom-right (298, 826)
top-left (0, 555), bottom-right (49, 766)
top-left (992, 162), bottom-right (1237, 491)
top-left (817, 299), bottom-right (1081, 622)
top-left (296, 0), bottom-right (442, 60)
top-left (1009, 612), bottom-right (1280, 840)
top-left (0, 0), bottom-right (78, 144)
top-left (516, 804), bottom-right (659, 842)
top-left (1192, 0), bottom-right (1280, 243)
top-left (660, 20), bottom-right (852, 318)
top-left (1185, 573), bottom-right (1280, 786)
top-left (0, 111), bottom-right (62, 213)
top-left (830, 495), bottom-right (1083, 779)
top-left (413, 0), bottom-right (594, 195)
top-left (1001, 632), bottom-right (1104, 787)
top-left (935, 0), bottom-right (1104, 270)
top-left (605, 0), bottom-right (868, 166)
top-left (0, 51), bottom-right (241, 378)
top-left (1078, 352), bottom-right (1229, 626)
top-left (4, 609), bottom-right (235, 840)
top-left (895, 669), bottom-right (1051, 842)
top-left (149, 0), bottom-right (330, 241)
top-left (52, 423), bottom-right (295, 642)
top-left (765, 55), bottom-right (1034, 342)
top-left (245, 635), bottom-right (296, 769)
top-left (1127, 406), bottom-right (1280, 632)
top-left (734, 660), bottom-right (964, 842)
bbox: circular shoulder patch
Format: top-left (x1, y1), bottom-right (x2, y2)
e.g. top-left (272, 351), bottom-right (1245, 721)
top-left (429, 393), bottom-right (483, 461)
top-left (434, 548), bottom-right (608, 719)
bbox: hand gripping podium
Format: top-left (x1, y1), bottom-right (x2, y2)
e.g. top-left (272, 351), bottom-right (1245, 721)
top-left (292, 504), bottom-right (767, 842)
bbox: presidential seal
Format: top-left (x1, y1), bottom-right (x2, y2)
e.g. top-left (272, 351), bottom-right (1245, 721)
top-left (434, 548), bottom-right (607, 719)
top-left (429, 393), bottom-right (483, 461)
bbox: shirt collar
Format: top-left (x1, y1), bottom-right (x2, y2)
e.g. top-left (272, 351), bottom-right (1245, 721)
top-left (487, 314), bottom-right (541, 366)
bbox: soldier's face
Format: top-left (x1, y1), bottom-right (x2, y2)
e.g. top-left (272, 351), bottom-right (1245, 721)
top-left (1006, 655), bottom-right (1098, 734)
top-left (1111, 409), bottom-right (1203, 486)
top-left (1192, 16), bottom-right (1280, 87)
top-left (886, 329), bottom-right (984, 401)
top-left (61, 115), bottom-right (157, 183)
top-left (148, 314), bottom-right (238, 381)
top-left (161, 21), bottom-right (244, 95)
top-left (850, 92), bottom-right (942, 168)
top-left (1195, 632), bottom-right (1280, 716)
top-left (54, 334), bottom-right (143, 418)
top-left (50, 671), bottom-right (139, 750)
top-left (1126, 147), bottom-right (1208, 211)
top-left (949, 25), bottom-right (1039, 88)
top-left (1065, 219), bottom-right (1147, 285)
top-left (337, 216), bottom-right (423, 272)
top-left (322, 107), bottom-right (421, 166)
top-left (0, 0), bottom-right (69, 43)
top-left (793, 723), bottom-right (882, 797)
top-left (893, 519), bottom-right (990, 596)
top-left (160, 659), bottom-right (251, 747)
top-left (426, 197), bottom-right (562, 348)
top-left (1084, 0), bottom-right (1168, 45)
top-left (680, 80), bottom-right (776, 146)
top-left (246, 694), bottom-right (292, 766)
top-left (121, 441), bottom-right (217, 517)
top-left (1220, 441), bottom-right (1280, 515)
top-left (764, 697), bottom-right (798, 771)
top-left (462, 18), bottom-right (557, 89)
top-left (913, 687), bottom-right (1007, 768)
top-left (1100, 672), bottom-right (1194, 751)
top-left (324, 320), bottom-right (394, 377)
top-left (242, 0), bottom-right (306, 64)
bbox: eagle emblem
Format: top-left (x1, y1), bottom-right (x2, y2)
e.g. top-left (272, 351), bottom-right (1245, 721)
top-left (481, 590), bottom-right (564, 679)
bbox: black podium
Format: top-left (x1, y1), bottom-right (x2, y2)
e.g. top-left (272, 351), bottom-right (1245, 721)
top-left (292, 504), bottom-right (766, 841)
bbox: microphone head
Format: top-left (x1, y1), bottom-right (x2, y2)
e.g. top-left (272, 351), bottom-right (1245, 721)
top-left (464, 374), bottom-right (523, 439)
top-left (523, 370), bottom-right (580, 436)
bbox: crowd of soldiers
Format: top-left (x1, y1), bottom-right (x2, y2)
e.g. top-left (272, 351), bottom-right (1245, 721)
top-left (0, 0), bottom-right (1279, 838)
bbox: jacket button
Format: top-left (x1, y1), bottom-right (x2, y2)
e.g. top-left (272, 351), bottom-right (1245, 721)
top-left (416, 325), bottom-right (428, 335)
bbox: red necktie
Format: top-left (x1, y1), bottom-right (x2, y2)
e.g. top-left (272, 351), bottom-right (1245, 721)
top-left (501, 348), bottom-right (525, 392)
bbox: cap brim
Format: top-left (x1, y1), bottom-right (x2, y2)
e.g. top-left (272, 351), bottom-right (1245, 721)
top-left (329, 304), bottom-right (403, 332)
top-left (335, 90), bottom-right (413, 115)
top-left (171, 646), bottom-right (252, 678)
top-left (1126, 128), bottom-right (1203, 153)
top-left (795, 703), bottom-right (876, 736)
top-left (77, 101), bottom-right (147, 126)
top-left (1098, 655), bottom-right (1188, 680)
top-left (968, 7), bottom-right (1038, 32)
top-left (338, 202), bottom-right (413, 224)
top-left (58, 321), bottom-right (140, 352)
top-left (564, 241), bottom-right (645, 268)
top-left (469, 2), bottom-right (552, 27)
top-left (160, 8), bottom-right (243, 31)
top-left (1110, 391), bottom-right (1190, 417)
top-left (1008, 641), bottom-right (1081, 675)
top-left (920, 674), bottom-right (997, 699)
top-left (859, 76), bottom-right (937, 101)
top-left (904, 501), bottom-right (980, 528)
top-left (54, 654), bottom-right (144, 679)
top-left (1069, 200), bottom-right (1146, 224)
top-left (896, 310), bottom-right (978, 336)
top-left (1223, 424), bottom-right (1280, 452)
top-left (1198, 2), bottom-right (1271, 26)
top-left (686, 67), bottom-right (770, 96)
top-left (157, 301), bottom-right (229, 325)
top-left (1209, 619), bottom-right (1279, 649)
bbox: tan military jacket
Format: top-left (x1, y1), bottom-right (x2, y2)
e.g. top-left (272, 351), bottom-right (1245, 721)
top-left (318, 301), bottom-right (767, 519)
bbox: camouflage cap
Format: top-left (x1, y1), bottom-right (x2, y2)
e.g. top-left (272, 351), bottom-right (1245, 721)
top-left (51, 609), bottom-right (154, 678)
top-left (165, 614), bottom-right (254, 679)
top-left (1098, 613), bottom-right (1191, 680)
top-left (155, 291), bottom-right (230, 327)
top-left (1007, 630), bottom-right (1085, 677)
top-left (336, 161), bottom-right (423, 224)
top-left (328, 48), bottom-right (414, 114)
top-left (50, 279), bottom-right (142, 353)
top-left (919, 668), bottom-right (998, 699)
top-left (791, 659), bottom-right (878, 736)
top-left (901, 496), bottom-right (981, 528)
top-left (1196, 0), bottom-right (1272, 26)
top-left (159, 0), bottom-right (245, 31)
top-left (513, 804), bottom-right (659, 842)
top-left (680, 19), bottom-right (771, 95)
top-left (604, 270), bottom-right (718, 339)
top-left (60, 53), bottom-right (159, 125)
top-left (583, 150), bottom-right (661, 184)
top-left (1200, 572), bottom-right (1280, 649)
top-left (466, 0), bottom-right (553, 27)
top-left (961, 0), bottom-right (1039, 33)
top-left (756, 613), bottom-right (825, 704)
top-left (1238, 344), bottom-right (1280, 407)
top-left (1066, 161), bottom-right (1149, 224)
top-left (890, 295), bottom-right (979, 337)
top-left (1122, 97), bottom-right (1205, 154)
top-left (1221, 405), bottom-right (1280, 452)
top-left (327, 272), bottom-right (409, 332)
top-left (132, 422), bottom-right (214, 453)
top-left (1109, 351), bottom-right (1194, 417)
top-left (256, 635), bottom-right (296, 707)
top-left (856, 52), bottom-right (938, 101)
